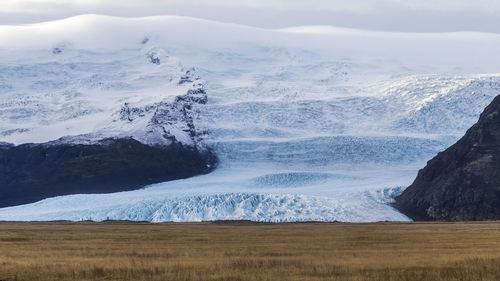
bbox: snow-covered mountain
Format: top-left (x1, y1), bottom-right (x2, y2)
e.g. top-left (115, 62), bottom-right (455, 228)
top-left (0, 42), bottom-right (206, 147)
top-left (0, 15), bottom-right (499, 222)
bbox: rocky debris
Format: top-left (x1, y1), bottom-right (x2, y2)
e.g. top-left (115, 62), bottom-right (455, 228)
top-left (148, 54), bottom-right (160, 65)
top-left (178, 68), bottom-right (200, 85)
top-left (117, 87), bottom-right (209, 148)
top-left (395, 95), bottom-right (500, 221)
top-left (147, 50), bottom-right (162, 65)
top-left (0, 138), bottom-right (217, 208)
top-left (0, 128), bottom-right (30, 137)
top-left (175, 88), bottom-right (208, 104)
top-left (52, 47), bottom-right (62, 54)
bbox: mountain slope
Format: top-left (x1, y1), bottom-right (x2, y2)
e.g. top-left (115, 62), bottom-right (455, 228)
top-left (0, 15), bottom-right (499, 221)
top-left (0, 33), bottom-right (218, 207)
top-left (395, 95), bottom-right (500, 220)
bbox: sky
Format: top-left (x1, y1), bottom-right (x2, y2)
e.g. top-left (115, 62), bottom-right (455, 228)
top-left (1, 0), bottom-right (499, 33)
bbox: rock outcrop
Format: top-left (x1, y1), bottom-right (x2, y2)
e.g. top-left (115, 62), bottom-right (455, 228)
top-left (0, 138), bottom-right (217, 208)
top-left (395, 95), bottom-right (500, 221)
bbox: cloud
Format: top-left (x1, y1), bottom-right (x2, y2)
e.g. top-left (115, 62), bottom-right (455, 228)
top-left (3, 0), bottom-right (500, 14)
top-left (392, 0), bottom-right (500, 12)
top-left (0, 0), bottom-right (499, 33)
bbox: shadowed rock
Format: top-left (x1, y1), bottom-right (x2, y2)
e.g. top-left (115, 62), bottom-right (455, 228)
top-left (0, 138), bottom-right (217, 208)
top-left (395, 95), bottom-right (500, 221)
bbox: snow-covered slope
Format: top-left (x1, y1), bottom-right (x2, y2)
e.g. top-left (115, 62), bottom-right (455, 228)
top-left (0, 15), bottom-right (499, 222)
top-left (0, 42), bottom-right (206, 147)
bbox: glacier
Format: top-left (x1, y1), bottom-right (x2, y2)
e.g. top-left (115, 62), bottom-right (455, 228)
top-left (0, 15), bottom-right (499, 222)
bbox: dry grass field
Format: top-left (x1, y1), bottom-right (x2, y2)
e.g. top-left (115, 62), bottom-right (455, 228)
top-left (0, 221), bottom-right (499, 281)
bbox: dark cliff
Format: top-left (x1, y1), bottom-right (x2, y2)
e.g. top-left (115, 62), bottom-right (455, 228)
top-left (0, 138), bottom-right (217, 208)
top-left (395, 95), bottom-right (500, 221)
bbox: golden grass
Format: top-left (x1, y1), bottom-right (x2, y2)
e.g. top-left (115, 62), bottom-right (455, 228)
top-left (0, 221), bottom-right (499, 281)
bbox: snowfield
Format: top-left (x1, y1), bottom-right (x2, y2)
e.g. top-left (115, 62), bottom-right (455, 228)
top-left (0, 15), bottom-right (499, 222)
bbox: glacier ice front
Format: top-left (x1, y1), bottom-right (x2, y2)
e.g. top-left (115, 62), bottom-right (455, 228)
top-left (0, 15), bottom-right (500, 222)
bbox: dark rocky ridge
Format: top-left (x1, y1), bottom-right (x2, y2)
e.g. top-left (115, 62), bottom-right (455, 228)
top-left (395, 95), bottom-right (500, 221)
top-left (0, 138), bottom-right (217, 208)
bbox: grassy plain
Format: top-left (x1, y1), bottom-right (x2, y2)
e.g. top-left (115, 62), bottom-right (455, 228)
top-left (0, 221), bottom-right (499, 281)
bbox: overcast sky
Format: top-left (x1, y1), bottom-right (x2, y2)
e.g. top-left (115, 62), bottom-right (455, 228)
top-left (1, 0), bottom-right (499, 33)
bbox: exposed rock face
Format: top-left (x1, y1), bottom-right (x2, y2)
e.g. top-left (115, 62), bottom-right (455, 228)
top-left (0, 138), bottom-right (217, 208)
top-left (115, 87), bottom-right (208, 147)
top-left (395, 95), bottom-right (500, 221)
